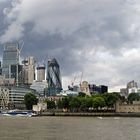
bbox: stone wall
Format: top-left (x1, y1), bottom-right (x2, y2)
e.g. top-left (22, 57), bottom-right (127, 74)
top-left (116, 101), bottom-right (140, 113)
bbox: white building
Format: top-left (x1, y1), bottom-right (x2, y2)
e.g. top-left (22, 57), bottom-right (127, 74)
top-left (128, 87), bottom-right (138, 94)
top-left (22, 57), bottom-right (35, 85)
top-left (59, 90), bottom-right (79, 96)
top-left (80, 81), bottom-right (91, 96)
top-left (30, 80), bottom-right (48, 96)
top-left (127, 80), bottom-right (138, 95)
top-left (120, 80), bottom-right (139, 97)
top-left (36, 66), bottom-right (45, 81)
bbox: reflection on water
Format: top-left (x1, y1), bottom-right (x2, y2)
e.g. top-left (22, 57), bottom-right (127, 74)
top-left (0, 116), bottom-right (140, 140)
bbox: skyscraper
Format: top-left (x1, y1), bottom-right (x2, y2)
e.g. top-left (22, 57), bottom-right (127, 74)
top-left (0, 61), bottom-right (2, 75)
top-left (2, 43), bottom-right (19, 78)
top-left (10, 64), bottom-right (24, 85)
top-left (22, 56), bottom-right (35, 85)
top-left (37, 66), bottom-right (45, 81)
top-left (47, 58), bottom-right (62, 96)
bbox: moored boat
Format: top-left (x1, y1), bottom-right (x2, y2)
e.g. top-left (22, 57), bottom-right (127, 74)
top-left (0, 110), bottom-right (37, 117)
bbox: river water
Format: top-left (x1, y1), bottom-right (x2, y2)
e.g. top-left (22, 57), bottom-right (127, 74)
top-left (0, 116), bottom-right (140, 140)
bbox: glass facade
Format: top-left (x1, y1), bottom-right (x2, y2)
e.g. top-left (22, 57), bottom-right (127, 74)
top-left (2, 43), bottom-right (19, 78)
top-left (47, 58), bottom-right (62, 96)
top-left (89, 84), bottom-right (108, 94)
top-left (0, 86), bottom-right (36, 109)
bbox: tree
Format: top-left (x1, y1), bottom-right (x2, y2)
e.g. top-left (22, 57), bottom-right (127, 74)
top-left (57, 99), bottom-right (63, 109)
top-left (44, 99), bottom-right (56, 109)
top-left (92, 94), bottom-right (101, 98)
top-left (57, 97), bottom-right (71, 109)
top-left (80, 98), bottom-right (92, 111)
top-left (102, 93), bottom-right (118, 108)
top-left (128, 93), bottom-right (140, 103)
top-left (92, 97), bottom-right (105, 109)
top-left (62, 97), bottom-right (71, 109)
top-left (78, 92), bottom-right (86, 97)
top-left (69, 97), bottom-right (81, 112)
top-left (24, 93), bottom-right (38, 110)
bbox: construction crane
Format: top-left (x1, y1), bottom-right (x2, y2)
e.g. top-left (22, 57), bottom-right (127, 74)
top-left (68, 75), bottom-right (76, 91)
top-left (79, 72), bottom-right (83, 85)
top-left (16, 41), bottom-right (24, 86)
top-left (71, 75), bottom-right (77, 87)
top-left (17, 40), bottom-right (24, 63)
top-left (68, 72), bottom-right (83, 91)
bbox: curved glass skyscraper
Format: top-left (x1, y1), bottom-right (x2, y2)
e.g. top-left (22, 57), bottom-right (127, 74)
top-left (47, 58), bottom-right (62, 96)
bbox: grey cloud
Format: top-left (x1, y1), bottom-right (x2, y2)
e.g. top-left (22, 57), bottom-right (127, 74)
top-left (0, 0), bottom-right (140, 90)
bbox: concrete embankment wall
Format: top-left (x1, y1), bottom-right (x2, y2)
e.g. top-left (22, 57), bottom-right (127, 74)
top-left (39, 112), bottom-right (140, 117)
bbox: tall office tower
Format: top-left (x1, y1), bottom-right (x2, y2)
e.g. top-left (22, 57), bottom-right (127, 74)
top-left (47, 58), bottom-right (62, 96)
top-left (2, 43), bottom-right (19, 78)
top-left (37, 66), bottom-right (45, 81)
top-left (10, 64), bottom-right (24, 85)
top-left (22, 57), bottom-right (35, 85)
top-left (88, 84), bottom-right (108, 94)
top-left (99, 85), bottom-right (108, 94)
top-left (0, 61), bottom-right (2, 75)
top-left (127, 80), bottom-right (138, 89)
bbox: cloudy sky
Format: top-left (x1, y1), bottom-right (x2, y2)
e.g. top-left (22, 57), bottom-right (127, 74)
top-left (0, 0), bottom-right (140, 91)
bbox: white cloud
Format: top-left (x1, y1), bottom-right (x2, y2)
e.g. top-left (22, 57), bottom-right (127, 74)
top-left (0, 22), bottom-right (24, 43)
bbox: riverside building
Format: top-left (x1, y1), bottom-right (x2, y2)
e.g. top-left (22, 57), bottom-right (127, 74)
top-left (0, 86), bottom-right (36, 109)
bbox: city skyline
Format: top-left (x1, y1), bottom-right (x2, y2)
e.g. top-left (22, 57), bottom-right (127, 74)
top-left (0, 0), bottom-right (140, 91)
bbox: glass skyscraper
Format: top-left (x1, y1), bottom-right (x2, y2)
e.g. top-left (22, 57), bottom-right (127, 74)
top-left (2, 43), bottom-right (19, 78)
top-left (47, 58), bottom-right (62, 96)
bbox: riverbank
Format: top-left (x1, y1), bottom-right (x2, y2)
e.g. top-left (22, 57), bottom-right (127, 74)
top-left (39, 112), bottom-right (140, 117)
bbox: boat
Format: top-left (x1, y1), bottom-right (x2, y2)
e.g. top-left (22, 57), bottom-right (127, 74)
top-left (97, 117), bottom-right (103, 119)
top-left (0, 110), bottom-right (37, 117)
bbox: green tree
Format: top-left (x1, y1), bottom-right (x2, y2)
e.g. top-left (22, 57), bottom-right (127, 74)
top-left (128, 93), bottom-right (140, 103)
top-left (57, 97), bottom-right (71, 109)
top-left (69, 97), bottom-right (81, 111)
top-left (102, 93), bottom-right (118, 108)
top-left (92, 97), bottom-right (105, 109)
top-left (119, 96), bottom-right (126, 102)
top-left (78, 92), bottom-right (86, 97)
top-left (44, 99), bottom-right (56, 109)
top-left (62, 97), bottom-right (71, 109)
top-left (92, 94), bottom-right (101, 98)
top-left (80, 98), bottom-right (92, 111)
top-left (57, 99), bottom-right (63, 109)
top-left (24, 93), bottom-right (38, 110)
